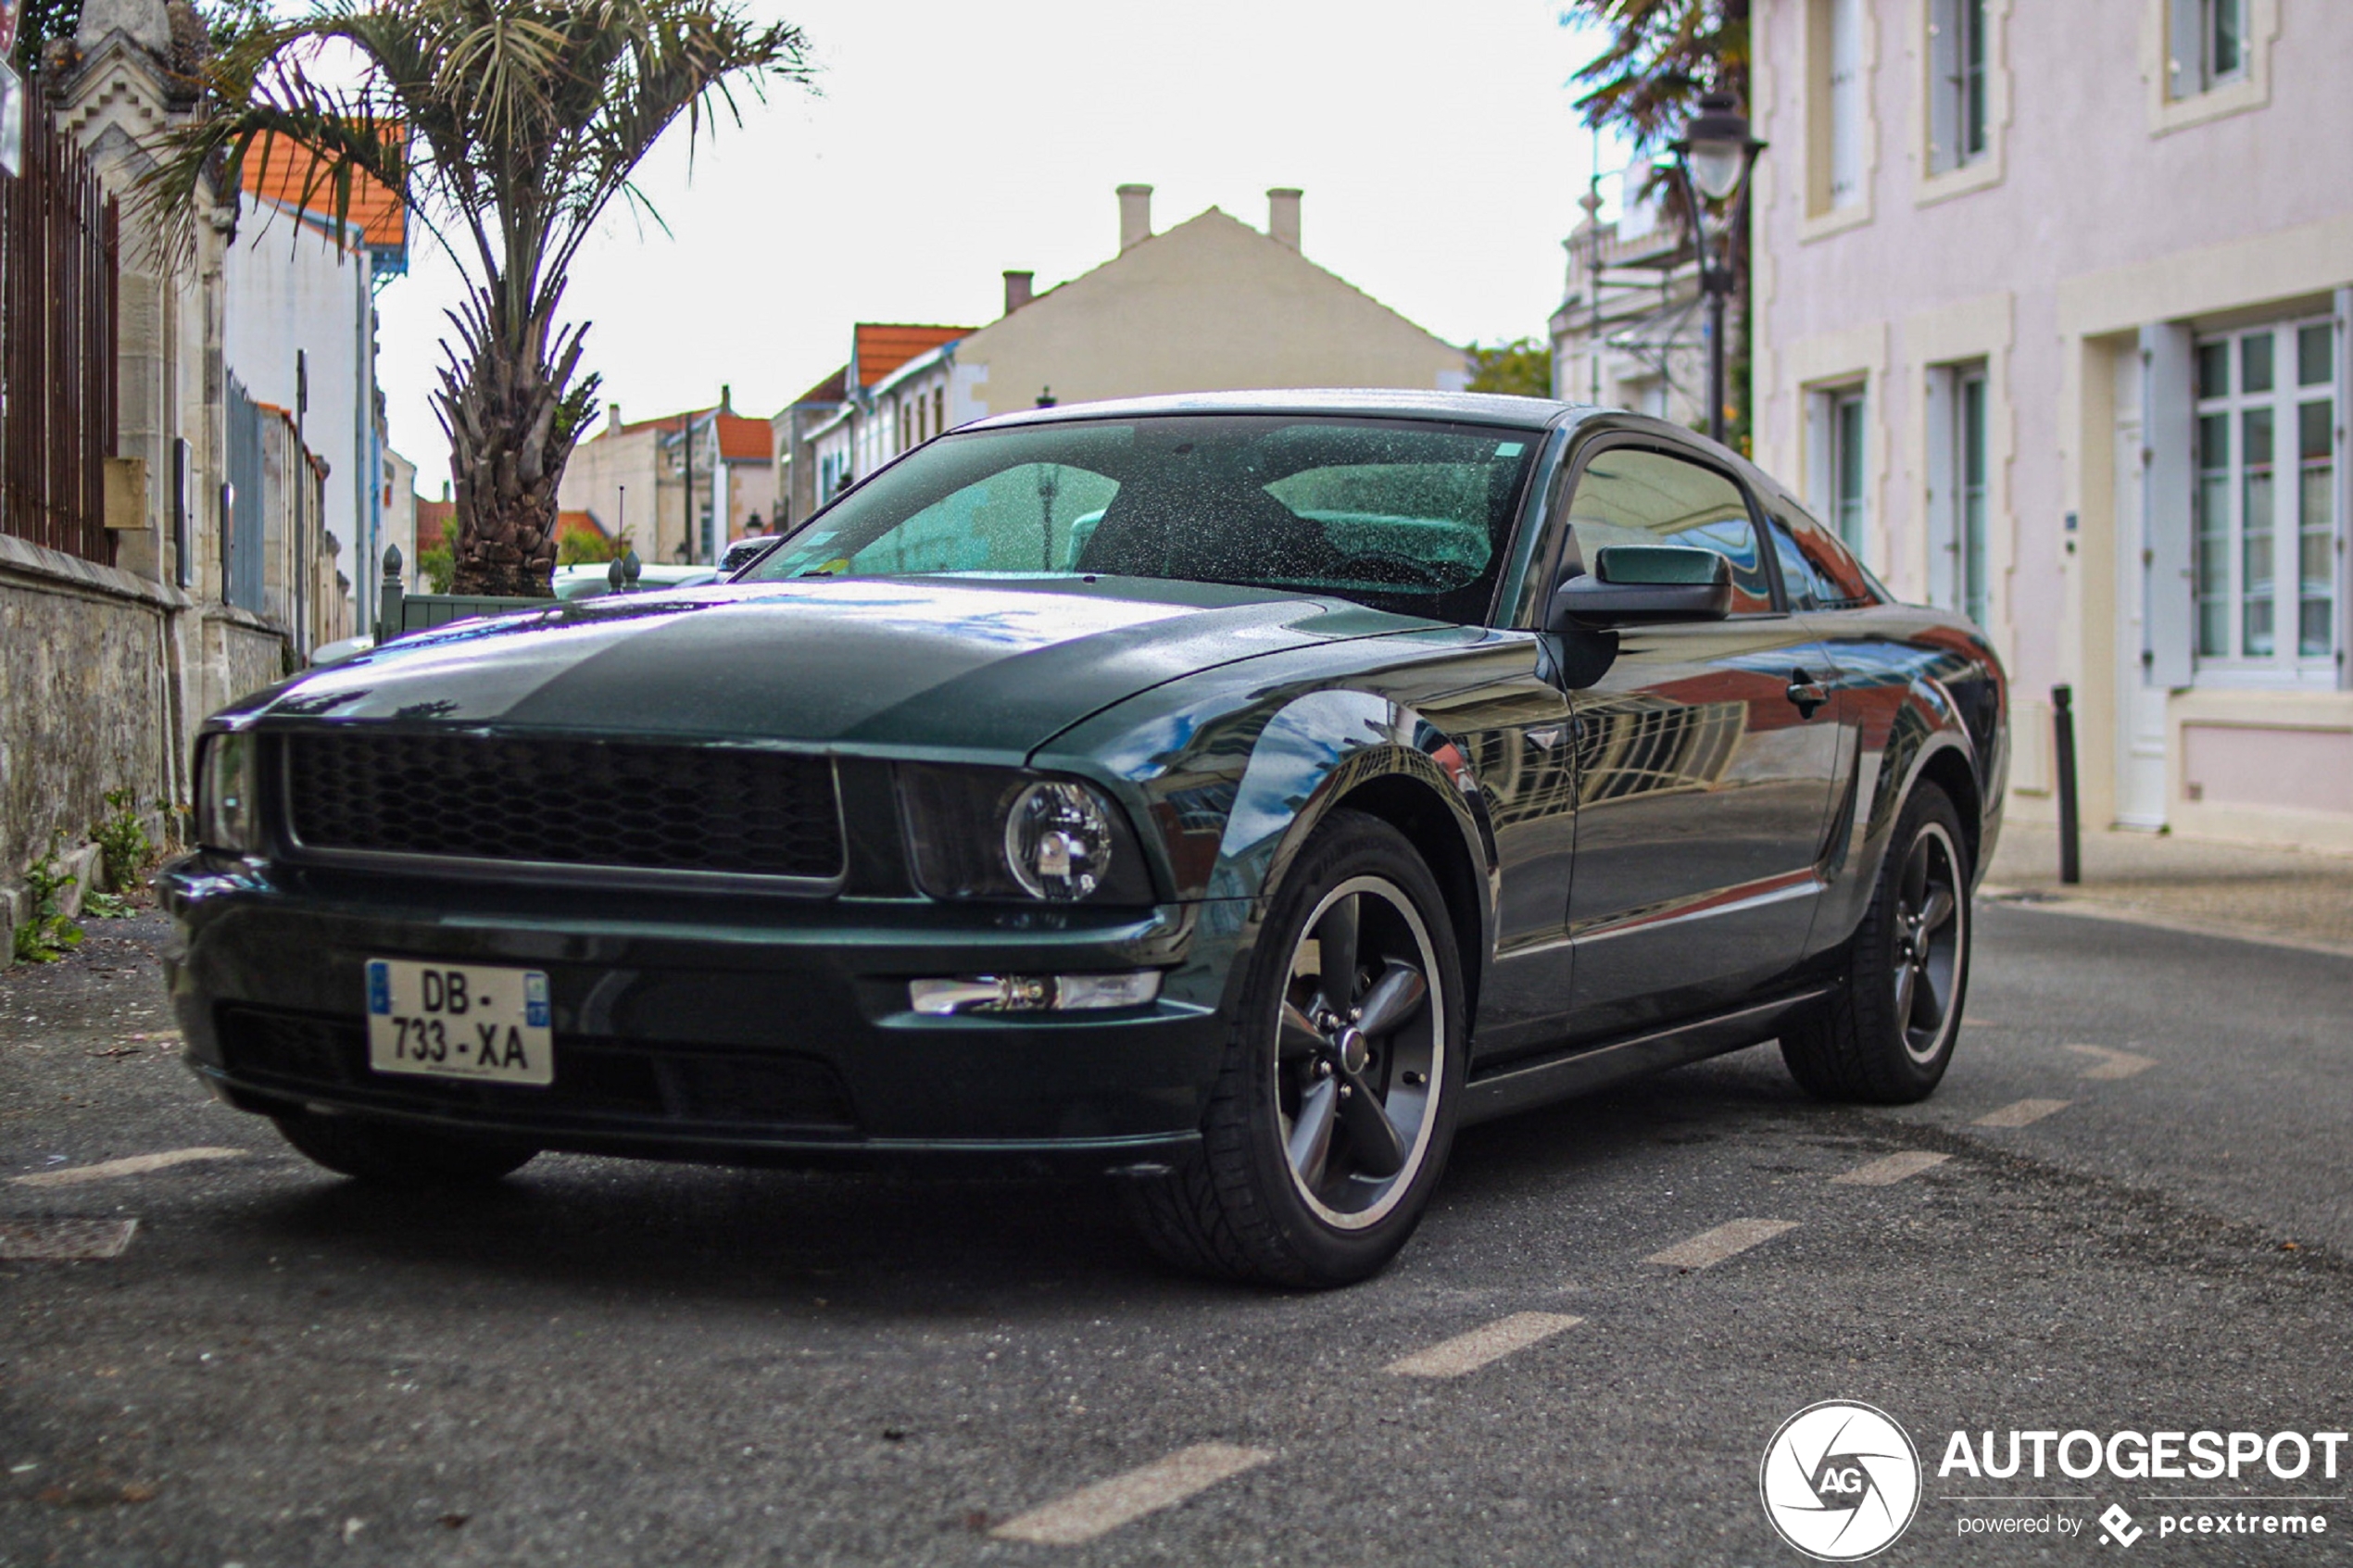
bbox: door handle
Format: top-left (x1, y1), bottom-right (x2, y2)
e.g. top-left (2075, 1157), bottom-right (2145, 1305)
top-left (1786, 669), bottom-right (1830, 719)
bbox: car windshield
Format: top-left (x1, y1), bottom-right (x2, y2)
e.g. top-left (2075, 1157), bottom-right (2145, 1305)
top-left (742, 414), bottom-right (1548, 620)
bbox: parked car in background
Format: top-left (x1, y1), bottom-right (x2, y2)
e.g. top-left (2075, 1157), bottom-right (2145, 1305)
top-left (551, 562), bottom-right (719, 601)
top-left (719, 536), bottom-right (775, 575)
top-left (163, 391), bottom-right (2005, 1287)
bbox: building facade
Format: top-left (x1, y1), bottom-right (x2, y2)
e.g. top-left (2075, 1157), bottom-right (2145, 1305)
top-left (559, 393), bottom-right (776, 564)
top-left (774, 186), bottom-right (1473, 517)
top-left (1751, 0), bottom-right (2353, 850)
top-left (1550, 172), bottom-right (1718, 429)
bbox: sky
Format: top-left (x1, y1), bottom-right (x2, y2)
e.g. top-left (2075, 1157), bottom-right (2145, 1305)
top-left (374, 0), bottom-right (1637, 482)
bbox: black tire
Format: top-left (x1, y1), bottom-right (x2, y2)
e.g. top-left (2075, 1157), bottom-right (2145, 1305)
top-left (273, 1110), bottom-right (538, 1185)
top-left (1124, 809), bottom-right (1466, 1288)
top-left (1781, 784), bottom-right (1972, 1104)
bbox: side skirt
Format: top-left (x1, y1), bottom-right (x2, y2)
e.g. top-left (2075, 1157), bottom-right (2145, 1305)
top-left (1457, 987), bottom-right (1832, 1127)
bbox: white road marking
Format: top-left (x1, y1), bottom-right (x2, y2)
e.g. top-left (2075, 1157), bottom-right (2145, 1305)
top-left (1973, 1098), bottom-right (2071, 1128)
top-left (991, 1443), bottom-right (1274, 1546)
top-left (2065, 1045), bottom-right (2155, 1081)
top-left (1384, 1311), bottom-right (1584, 1379)
top-left (11, 1148), bottom-right (247, 1188)
top-left (1832, 1150), bottom-right (1952, 1186)
top-left (1645, 1219), bottom-right (1797, 1270)
top-left (0, 1219), bottom-right (138, 1260)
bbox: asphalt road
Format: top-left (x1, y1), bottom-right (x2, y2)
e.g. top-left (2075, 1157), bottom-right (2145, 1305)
top-left (4, 901), bottom-right (2350, 1566)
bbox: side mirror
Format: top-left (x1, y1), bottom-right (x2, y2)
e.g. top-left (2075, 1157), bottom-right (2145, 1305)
top-left (1545, 546), bottom-right (1733, 631)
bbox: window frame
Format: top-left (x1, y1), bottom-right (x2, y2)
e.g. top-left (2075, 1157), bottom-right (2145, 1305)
top-left (2188, 312), bottom-right (2338, 688)
top-left (1523, 432), bottom-right (1793, 629)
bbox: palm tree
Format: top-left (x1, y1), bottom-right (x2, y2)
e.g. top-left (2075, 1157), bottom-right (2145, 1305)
top-left (1567, 0), bottom-right (1748, 151)
top-left (148, 0), bottom-right (809, 596)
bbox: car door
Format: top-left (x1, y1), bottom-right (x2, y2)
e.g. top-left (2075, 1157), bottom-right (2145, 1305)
top-left (1559, 442), bottom-right (1843, 1040)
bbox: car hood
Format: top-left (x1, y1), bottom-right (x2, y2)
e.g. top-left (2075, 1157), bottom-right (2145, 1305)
top-left (245, 576), bottom-right (1424, 756)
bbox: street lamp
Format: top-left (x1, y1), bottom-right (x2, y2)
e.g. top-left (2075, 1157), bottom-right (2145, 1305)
top-left (1669, 90), bottom-right (1766, 446)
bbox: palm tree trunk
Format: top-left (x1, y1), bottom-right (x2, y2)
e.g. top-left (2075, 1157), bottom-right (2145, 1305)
top-left (437, 291), bottom-right (590, 597)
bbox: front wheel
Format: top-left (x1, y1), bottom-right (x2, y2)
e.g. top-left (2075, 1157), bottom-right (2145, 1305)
top-left (1125, 809), bottom-right (1465, 1287)
top-left (1781, 784), bottom-right (1972, 1104)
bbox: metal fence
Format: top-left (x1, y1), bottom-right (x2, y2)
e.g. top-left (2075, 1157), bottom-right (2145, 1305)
top-left (223, 371), bottom-right (266, 611)
top-left (0, 101), bottom-right (119, 564)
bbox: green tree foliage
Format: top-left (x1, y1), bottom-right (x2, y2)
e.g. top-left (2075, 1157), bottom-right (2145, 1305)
top-left (1565, 0), bottom-right (1747, 153)
top-left (145, 0), bottom-right (811, 597)
top-left (416, 512), bottom-right (459, 593)
top-left (557, 526), bottom-right (629, 566)
top-left (1466, 339), bottom-right (1554, 399)
top-left (11, 0), bottom-right (82, 73)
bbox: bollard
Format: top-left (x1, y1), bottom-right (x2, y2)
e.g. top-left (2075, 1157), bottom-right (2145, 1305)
top-left (2051, 684), bottom-right (2081, 885)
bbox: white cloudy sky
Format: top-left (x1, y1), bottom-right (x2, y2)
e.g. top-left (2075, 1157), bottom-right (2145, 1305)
top-left (375, 0), bottom-right (1635, 480)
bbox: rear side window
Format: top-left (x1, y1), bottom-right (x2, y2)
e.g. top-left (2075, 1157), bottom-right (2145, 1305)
top-left (1563, 447), bottom-right (1775, 614)
top-left (1768, 498), bottom-right (1881, 609)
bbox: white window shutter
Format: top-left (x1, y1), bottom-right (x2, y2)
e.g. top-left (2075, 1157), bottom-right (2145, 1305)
top-left (2166, 0), bottom-right (2202, 99)
top-left (1926, 0), bottom-right (1959, 175)
top-left (2336, 287), bottom-right (2351, 689)
top-left (1923, 367), bottom-right (1957, 608)
top-left (1829, 0), bottom-right (1864, 207)
top-left (2141, 323), bottom-right (2196, 688)
top-left (1805, 391), bottom-right (1833, 521)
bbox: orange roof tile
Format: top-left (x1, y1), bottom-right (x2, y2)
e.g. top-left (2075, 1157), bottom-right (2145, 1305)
top-left (794, 367), bottom-right (848, 406)
top-left (240, 128), bottom-right (409, 251)
top-left (853, 324), bottom-right (971, 388)
top-left (716, 414), bottom-right (770, 462)
top-left (595, 407), bottom-right (773, 463)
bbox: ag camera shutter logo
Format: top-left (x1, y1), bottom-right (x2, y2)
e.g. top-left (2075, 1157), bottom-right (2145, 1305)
top-left (1760, 1400), bottom-right (1923, 1560)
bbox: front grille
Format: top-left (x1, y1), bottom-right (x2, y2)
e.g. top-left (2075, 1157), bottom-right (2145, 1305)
top-left (216, 1005), bottom-right (859, 1132)
top-left (282, 731), bottom-right (842, 881)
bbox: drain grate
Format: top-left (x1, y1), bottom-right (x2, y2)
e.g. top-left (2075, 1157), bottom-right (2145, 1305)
top-left (0, 1219), bottom-right (139, 1260)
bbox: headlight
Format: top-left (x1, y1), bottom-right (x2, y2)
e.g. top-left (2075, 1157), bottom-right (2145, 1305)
top-left (898, 765), bottom-right (1154, 904)
top-left (195, 733), bottom-right (258, 851)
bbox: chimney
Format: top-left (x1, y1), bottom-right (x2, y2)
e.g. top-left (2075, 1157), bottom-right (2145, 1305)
top-left (720, 383), bottom-right (733, 413)
top-left (1267, 188), bottom-right (1302, 251)
top-left (1117, 183), bottom-right (1153, 251)
top-left (607, 402), bottom-right (623, 433)
top-left (1003, 270), bottom-right (1034, 314)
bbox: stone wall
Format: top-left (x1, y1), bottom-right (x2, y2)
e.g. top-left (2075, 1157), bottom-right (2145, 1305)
top-left (0, 537), bottom-right (178, 895)
top-left (0, 535), bottom-right (287, 961)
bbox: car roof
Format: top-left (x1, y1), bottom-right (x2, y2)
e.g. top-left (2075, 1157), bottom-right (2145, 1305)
top-left (965, 388), bottom-right (1587, 433)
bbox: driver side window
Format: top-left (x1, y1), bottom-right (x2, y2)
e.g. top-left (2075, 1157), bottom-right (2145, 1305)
top-left (1562, 447), bottom-right (1776, 615)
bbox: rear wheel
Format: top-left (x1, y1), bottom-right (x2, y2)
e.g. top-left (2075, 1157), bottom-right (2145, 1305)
top-left (1781, 784), bottom-right (1971, 1104)
top-left (273, 1110), bottom-right (538, 1185)
top-left (1125, 810), bottom-right (1465, 1287)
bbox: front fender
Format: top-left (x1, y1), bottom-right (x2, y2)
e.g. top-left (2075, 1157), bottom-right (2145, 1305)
top-left (1038, 680), bottom-right (1502, 1024)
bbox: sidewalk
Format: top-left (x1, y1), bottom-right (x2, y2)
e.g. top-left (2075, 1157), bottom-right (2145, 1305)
top-left (1985, 820), bottom-right (2353, 955)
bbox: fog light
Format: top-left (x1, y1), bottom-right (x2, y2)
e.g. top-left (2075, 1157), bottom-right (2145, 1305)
top-left (909, 972), bottom-right (1162, 1016)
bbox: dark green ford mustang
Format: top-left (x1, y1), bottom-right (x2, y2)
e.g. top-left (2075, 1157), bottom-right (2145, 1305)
top-left (162, 391), bottom-right (2006, 1286)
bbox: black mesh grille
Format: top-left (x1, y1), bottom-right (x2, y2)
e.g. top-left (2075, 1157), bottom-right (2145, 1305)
top-left (215, 1005), bottom-right (858, 1131)
top-left (282, 732), bottom-right (842, 881)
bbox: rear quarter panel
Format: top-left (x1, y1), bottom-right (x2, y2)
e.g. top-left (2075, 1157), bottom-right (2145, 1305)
top-left (1803, 603), bottom-right (2008, 957)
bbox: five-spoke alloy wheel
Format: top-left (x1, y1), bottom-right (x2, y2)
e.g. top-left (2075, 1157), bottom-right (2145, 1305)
top-left (1782, 784), bottom-right (1973, 1103)
top-left (1126, 809), bottom-right (1465, 1286)
top-left (1276, 875), bottom-right (1446, 1230)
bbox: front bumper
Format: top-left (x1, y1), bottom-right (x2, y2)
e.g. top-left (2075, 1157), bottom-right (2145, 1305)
top-left (160, 854), bottom-right (1239, 1172)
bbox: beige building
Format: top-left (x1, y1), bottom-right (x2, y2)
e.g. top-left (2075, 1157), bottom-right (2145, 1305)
top-left (775, 185), bottom-right (1473, 519)
top-left (1751, 0), bottom-right (2353, 852)
top-left (560, 392), bottom-right (777, 564)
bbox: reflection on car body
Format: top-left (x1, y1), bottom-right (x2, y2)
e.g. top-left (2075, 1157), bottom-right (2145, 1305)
top-left (162, 391), bottom-right (2006, 1287)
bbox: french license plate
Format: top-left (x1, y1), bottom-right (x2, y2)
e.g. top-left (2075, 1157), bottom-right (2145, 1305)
top-left (365, 960), bottom-right (553, 1085)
